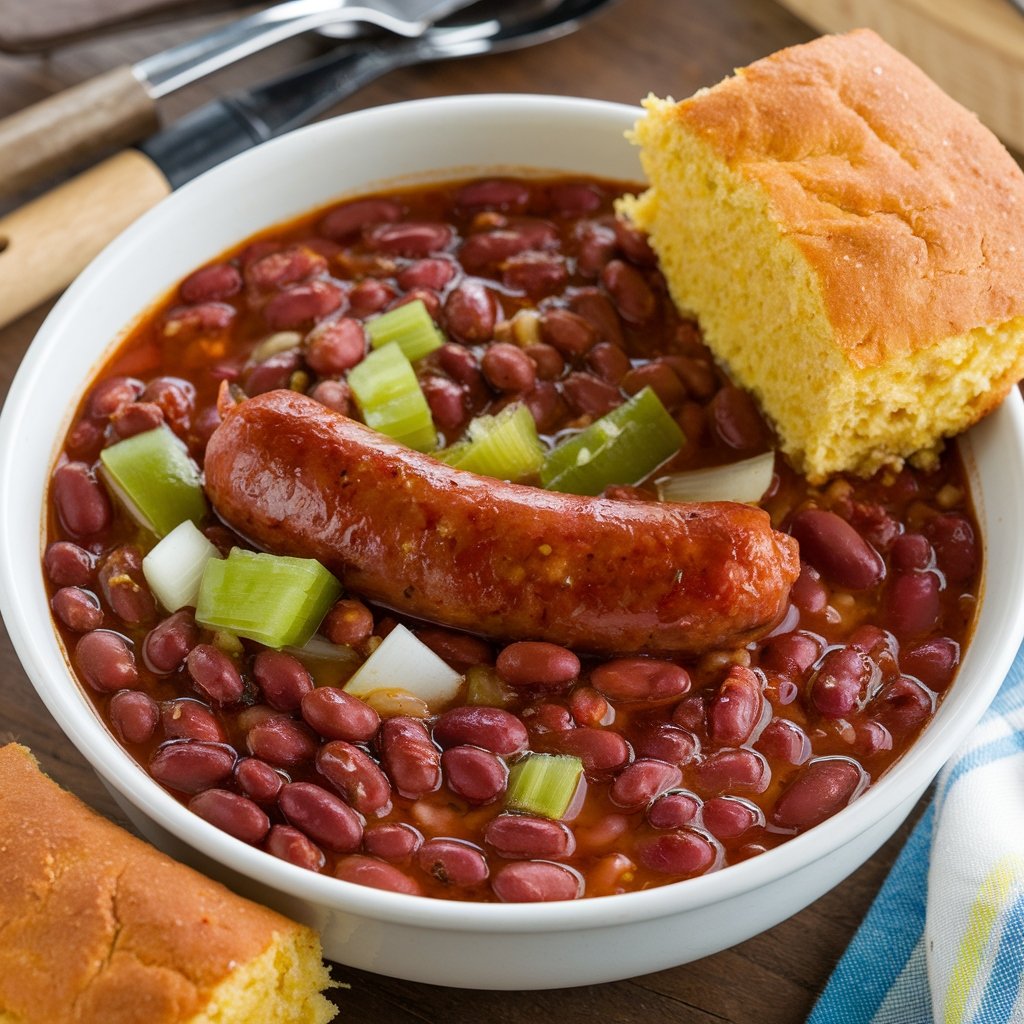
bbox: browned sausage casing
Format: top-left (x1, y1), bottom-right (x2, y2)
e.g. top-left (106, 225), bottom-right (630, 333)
top-left (203, 390), bottom-right (799, 655)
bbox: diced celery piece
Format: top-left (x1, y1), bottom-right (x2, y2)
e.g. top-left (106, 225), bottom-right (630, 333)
top-left (540, 387), bottom-right (684, 496)
top-left (195, 548), bottom-right (342, 649)
top-left (440, 403), bottom-right (543, 481)
top-left (506, 754), bottom-right (583, 819)
top-left (99, 425), bottom-right (207, 536)
top-left (142, 520), bottom-right (221, 611)
top-left (366, 299), bottom-right (445, 362)
top-left (348, 344), bottom-right (437, 452)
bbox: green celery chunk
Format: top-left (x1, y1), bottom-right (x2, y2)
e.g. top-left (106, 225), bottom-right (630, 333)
top-left (348, 343), bottom-right (437, 452)
top-left (366, 299), bottom-right (445, 362)
top-left (440, 403), bottom-right (543, 481)
top-left (196, 548), bottom-right (342, 649)
top-left (506, 753), bottom-right (583, 819)
top-left (540, 386), bottom-right (684, 496)
top-left (99, 425), bottom-right (207, 537)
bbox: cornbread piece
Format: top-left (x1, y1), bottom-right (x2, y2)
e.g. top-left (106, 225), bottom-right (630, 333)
top-left (623, 29), bottom-right (1024, 480)
top-left (0, 744), bottom-right (335, 1024)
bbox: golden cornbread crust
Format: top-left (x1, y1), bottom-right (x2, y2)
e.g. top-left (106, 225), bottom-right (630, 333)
top-left (626, 29), bottom-right (1024, 480)
top-left (0, 744), bottom-right (335, 1024)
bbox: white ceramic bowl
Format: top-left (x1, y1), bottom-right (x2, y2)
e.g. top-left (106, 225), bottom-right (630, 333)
top-left (3, 95), bottom-right (1024, 990)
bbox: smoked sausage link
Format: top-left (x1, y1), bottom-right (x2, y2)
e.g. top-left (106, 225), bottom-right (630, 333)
top-left (203, 391), bottom-right (799, 655)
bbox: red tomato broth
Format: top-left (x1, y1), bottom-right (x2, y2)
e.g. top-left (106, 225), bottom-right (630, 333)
top-left (44, 175), bottom-right (980, 902)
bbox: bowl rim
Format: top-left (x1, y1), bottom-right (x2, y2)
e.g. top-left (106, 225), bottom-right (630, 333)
top-left (3, 92), bottom-right (1024, 934)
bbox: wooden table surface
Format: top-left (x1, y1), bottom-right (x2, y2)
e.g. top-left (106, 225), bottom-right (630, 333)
top-left (0, 1), bottom-right (927, 1020)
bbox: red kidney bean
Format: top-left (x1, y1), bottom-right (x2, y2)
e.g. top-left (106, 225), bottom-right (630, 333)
top-left (891, 533), bottom-right (934, 572)
top-left (421, 375), bottom-right (466, 435)
top-left (810, 646), bottom-right (870, 719)
top-left (693, 749), bottom-right (770, 795)
top-left (65, 416), bottom-right (104, 460)
top-left (755, 718), bottom-right (811, 765)
top-left (305, 318), bottom-right (365, 375)
top-left (601, 259), bottom-right (655, 323)
top-left (458, 179), bottom-right (532, 213)
top-left (561, 372), bottom-right (622, 418)
top-left (708, 665), bottom-right (764, 746)
top-left (484, 815), bottom-right (575, 860)
top-left (631, 723), bottom-right (699, 766)
top-left (667, 355), bottom-right (718, 400)
top-left (513, 344), bottom-right (561, 385)
top-left (417, 839), bottom-right (489, 887)
top-left (709, 385), bottom-right (770, 451)
top-left (496, 642), bottom-right (580, 689)
top-left (52, 462), bottom-right (111, 537)
top-left (180, 262), bottom-right (241, 302)
top-left (149, 740), bottom-right (235, 794)
top-left (246, 246), bottom-right (327, 290)
top-left (110, 401), bottom-right (165, 440)
top-left (162, 699), bottom-right (226, 743)
top-left (855, 720), bottom-right (894, 757)
top-left (848, 624), bottom-right (897, 666)
top-left (444, 280), bottom-right (498, 345)
top-left (189, 788), bottom-right (270, 845)
top-left (590, 657), bottom-right (691, 704)
top-left (264, 280), bottom-right (344, 329)
top-left (75, 630), bottom-right (138, 692)
top-left (246, 716), bottom-right (319, 768)
top-left (545, 727), bottom-right (631, 774)
top-left (265, 824), bottom-right (326, 872)
top-left (98, 545), bottom-right (156, 625)
top-left (88, 376), bottom-right (144, 419)
top-left (636, 830), bottom-right (717, 876)
top-left (621, 362), bottom-right (686, 411)
top-left (871, 675), bottom-right (935, 737)
top-left (569, 288), bottom-right (625, 347)
top-left (187, 644), bottom-right (244, 705)
top-left (547, 182), bottom-right (602, 216)
top-left (702, 797), bottom-right (763, 840)
top-left (522, 702), bottom-right (574, 735)
top-left (924, 514), bottom-right (978, 583)
top-left (647, 791), bottom-right (701, 830)
top-left (348, 279), bottom-right (396, 318)
top-left (335, 854), bottom-right (422, 894)
top-left (520, 380), bottom-right (570, 433)
top-left (790, 509), bottom-right (885, 590)
top-left (397, 257), bottom-right (457, 291)
top-left (235, 757), bottom-right (284, 803)
top-left (492, 860), bottom-right (582, 902)
top-left (242, 348), bottom-right (303, 396)
top-left (252, 649), bottom-right (313, 711)
top-left (143, 610), bottom-right (199, 674)
top-left (568, 686), bottom-right (612, 728)
top-left (378, 717), bottom-right (442, 798)
top-left (45, 541), bottom-right (94, 587)
top-left (760, 631), bottom-right (822, 677)
top-left (433, 707), bottom-right (527, 756)
top-left (364, 221), bottom-right (453, 257)
top-left (885, 572), bottom-right (941, 636)
top-left (143, 376), bottom-right (195, 435)
top-left (393, 287), bottom-right (442, 321)
top-left (109, 690), bottom-right (159, 745)
top-left (613, 217), bottom-right (657, 266)
top-left (320, 198), bottom-right (402, 240)
top-left (460, 221), bottom-right (558, 272)
top-left (672, 694), bottom-right (707, 733)
top-left (161, 302), bottom-right (235, 339)
top-left (363, 822), bottom-right (423, 862)
top-left (503, 251), bottom-right (568, 298)
top-left (771, 758), bottom-right (864, 831)
top-left (480, 343), bottom-right (536, 393)
top-left (575, 220), bottom-right (618, 277)
top-left (441, 746), bottom-right (508, 804)
top-left (609, 759), bottom-right (683, 811)
top-left (51, 586), bottom-right (102, 632)
top-left (301, 687), bottom-right (380, 743)
top-left (791, 562), bottom-right (828, 614)
top-left (586, 342), bottom-right (631, 384)
top-left (901, 637), bottom-right (959, 691)
top-left (414, 628), bottom-right (493, 671)
top-left (237, 704), bottom-right (281, 734)
top-left (320, 598), bottom-right (373, 648)
top-left (316, 740), bottom-right (392, 817)
top-left (539, 308), bottom-right (598, 360)
top-left (437, 343), bottom-right (483, 389)
top-left (308, 379), bottom-right (353, 416)
top-left (278, 781), bottom-right (363, 853)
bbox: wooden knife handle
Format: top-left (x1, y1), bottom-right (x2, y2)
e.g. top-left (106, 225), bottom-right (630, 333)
top-left (0, 150), bottom-right (171, 329)
top-left (0, 65), bottom-right (159, 199)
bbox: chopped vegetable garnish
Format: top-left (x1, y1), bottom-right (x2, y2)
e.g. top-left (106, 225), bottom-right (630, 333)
top-left (540, 387), bottom-right (684, 496)
top-left (348, 343), bottom-right (437, 451)
top-left (141, 520), bottom-right (220, 612)
top-left (506, 753), bottom-right (584, 819)
top-left (344, 623), bottom-right (462, 710)
top-left (195, 547), bottom-right (342, 649)
top-left (464, 665), bottom-right (516, 708)
top-left (441, 403), bottom-right (544, 481)
top-left (366, 299), bottom-right (445, 362)
top-left (99, 426), bottom-right (207, 536)
top-left (656, 450), bottom-right (776, 504)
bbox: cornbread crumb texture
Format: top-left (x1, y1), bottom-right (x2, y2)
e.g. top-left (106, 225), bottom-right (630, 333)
top-left (0, 744), bottom-right (335, 1024)
top-left (626, 29), bottom-right (1024, 480)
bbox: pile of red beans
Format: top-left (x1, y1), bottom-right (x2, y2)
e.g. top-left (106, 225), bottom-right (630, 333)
top-left (46, 175), bottom-right (979, 902)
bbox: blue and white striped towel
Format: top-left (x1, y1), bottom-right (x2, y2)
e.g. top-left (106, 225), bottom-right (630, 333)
top-left (809, 640), bottom-right (1024, 1024)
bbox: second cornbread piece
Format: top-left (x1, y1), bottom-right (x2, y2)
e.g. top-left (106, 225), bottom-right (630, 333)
top-left (0, 743), bottom-right (335, 1024)
top-left (624, 29), bottom-right (1024, 481)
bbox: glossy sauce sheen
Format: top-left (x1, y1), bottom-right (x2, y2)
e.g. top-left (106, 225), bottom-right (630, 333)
top-left (45, 175), bottom-right (981, 902)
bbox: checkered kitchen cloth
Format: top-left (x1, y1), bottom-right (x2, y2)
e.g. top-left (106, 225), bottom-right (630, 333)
top-left (808, 640), bottom-right (1024, 1024)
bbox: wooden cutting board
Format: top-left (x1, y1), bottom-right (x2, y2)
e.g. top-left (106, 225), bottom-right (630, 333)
top-left (776, 0), bottom-right (1024, 153)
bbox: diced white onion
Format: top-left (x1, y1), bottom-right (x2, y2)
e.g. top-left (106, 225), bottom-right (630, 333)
top-left (142, 520), bottom-right (221, 612)
top-left (344, 623), bottom-right (462, 710)
top-left (656, 451), bottom-right (776, 505)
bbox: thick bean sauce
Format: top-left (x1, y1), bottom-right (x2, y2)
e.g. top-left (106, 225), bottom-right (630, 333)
top-left (45, 176), bottom-right (980, 902)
